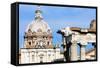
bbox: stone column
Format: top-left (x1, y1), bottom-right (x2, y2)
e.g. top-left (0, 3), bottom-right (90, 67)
top-left (78, 42), bottom-right (87, 60)
top-left (62, 36), bottom-right (70, 61)
top-left (70, 41), bottom-right (78, 61)
top-left (62, 36), bottom-right (67, 61)
top-left (80, 45), bottom-right (86, 60)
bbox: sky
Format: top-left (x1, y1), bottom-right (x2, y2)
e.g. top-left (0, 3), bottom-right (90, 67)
top-left (19, 4), bottom-right (96, 52)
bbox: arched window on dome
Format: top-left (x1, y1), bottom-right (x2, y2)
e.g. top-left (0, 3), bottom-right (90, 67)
top-left (47, 41), bottom-right (49, 45)
top-left (28, 29), bottom-right (32, 32)
top-left (27, 29), bottom-right (32, 36)
top-left (37, 28), bottom-right (42, 32)
top-left (48, 29), bottom-right (50, 32)
top-left (28, 41), bottom-right (31, 46)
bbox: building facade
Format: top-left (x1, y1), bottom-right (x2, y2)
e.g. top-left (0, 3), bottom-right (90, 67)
top-left (19, 6), bottom-right (64, 64)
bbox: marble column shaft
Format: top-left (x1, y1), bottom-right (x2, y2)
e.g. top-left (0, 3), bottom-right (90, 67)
top-left (70, 41), bottom-right (78, 61)
top-left (80, 45), bottom-right (86, 60)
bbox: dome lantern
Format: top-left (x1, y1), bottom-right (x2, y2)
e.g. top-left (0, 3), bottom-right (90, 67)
top-left (35, 5), bottom-right (43, 20)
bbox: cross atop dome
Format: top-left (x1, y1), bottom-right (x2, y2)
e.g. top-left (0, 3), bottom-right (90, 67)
top-left (37, 5), bottom-right (41, 10)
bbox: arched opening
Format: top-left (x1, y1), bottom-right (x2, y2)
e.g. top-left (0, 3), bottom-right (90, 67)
top-left (39, 54), bottom-right (44, 63)
top-left (40, 57), bottom-right (43, 63)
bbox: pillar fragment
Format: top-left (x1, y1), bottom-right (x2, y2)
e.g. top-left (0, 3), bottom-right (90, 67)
top-left (70, 41), bottom-right (78, 61)
top-left (80, 45), bottom-right (86, 60)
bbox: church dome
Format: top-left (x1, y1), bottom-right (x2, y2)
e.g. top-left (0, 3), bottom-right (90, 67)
top-left (26, 20), bottom-right (51, 32)
top-left (25, 6), bottom-right (51, 33)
